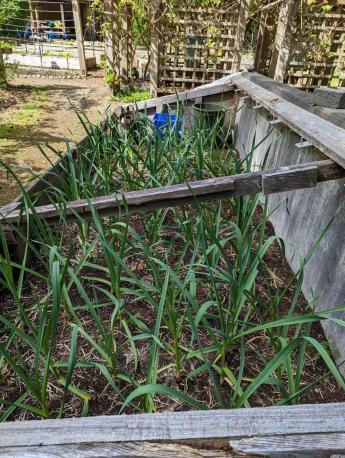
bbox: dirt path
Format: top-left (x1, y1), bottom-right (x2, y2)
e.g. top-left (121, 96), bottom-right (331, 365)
top-left (0, 71), bottom-right (118, 206)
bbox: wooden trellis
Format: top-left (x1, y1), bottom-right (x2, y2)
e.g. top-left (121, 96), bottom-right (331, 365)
top-left (150, 1), bottom-right (249, 96)
top-left (255, 0), bottom-right (345, 89)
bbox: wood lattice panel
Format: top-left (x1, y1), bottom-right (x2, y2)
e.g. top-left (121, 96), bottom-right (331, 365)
top-left (255, 1), bottom-right (345, 89)
top-left (286, 3), bottom-right (345, 88)
top-left (156, 2), bottom-right (246, 93)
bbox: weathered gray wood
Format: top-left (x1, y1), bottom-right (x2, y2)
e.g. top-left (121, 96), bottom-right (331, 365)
top-left (233, 0), bottom-right (249, 71)
top-left (0, 175), bottom-right (235, 224)
top-left (2, 403), bottom-right (345, 450)
top-left (2, 160), bottom-right (344, 226)
top-left (242, 73), bottom-right (313, 110)
top-left (149, 4), bottom-right (160, 98)
top-left (233, 75), bottom-right (345, 168)
top-left (268, 0), bottom-right (297, 81)
top-left (115, 83), bottom-right (234, 115)
top-left (254, 11), bottom-right (274, 74)
top-left (230, 432), bottom-right (345, 457)
top-left (0, 441), bottom-right (233, 458)
top-left (262, 165), bottom-right (318, 195)
top-left (60, 2), bottom-right (66, 33)
top-left (313, 88), bottom-right (345, 109)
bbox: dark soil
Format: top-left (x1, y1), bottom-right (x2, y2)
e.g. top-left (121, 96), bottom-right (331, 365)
top-left (0, 85), bottom-right (32, 111)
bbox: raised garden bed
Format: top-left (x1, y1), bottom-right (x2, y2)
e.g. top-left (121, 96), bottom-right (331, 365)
top-left (2, 78), bottom-right (345, 456)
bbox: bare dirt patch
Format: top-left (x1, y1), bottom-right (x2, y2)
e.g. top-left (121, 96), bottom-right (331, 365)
top-left (0, 71), bottom-right (119, 205)
top-left (0, 85), bottom-right (31, 111)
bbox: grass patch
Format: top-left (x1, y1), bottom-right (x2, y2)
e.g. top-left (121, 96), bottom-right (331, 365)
top-left (42, 51), bottom-right (74, 58)
top-left (0, 87), bottom-right (48, 139)
top-left (111, 88), bottom-right (150, 103)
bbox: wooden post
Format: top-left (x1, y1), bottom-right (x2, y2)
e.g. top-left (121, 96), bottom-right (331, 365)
top-left (72, 0), bottom-right (87, 76)
top-left (119, 4), bottom-right (129, 84)
top-left (149, 10), bottom-right (160, 97)
top-left (28, 0), bottom-right (35, 27)
top-left (60, 2), bottom-right (66, 33)
top-left (104, 0), bottom-right (118, 93)
top-left (233, 0), bottom-right (249, 71)
top-left (34, 6), bottom-right (39, 31)
top-left (268, 0), bottom-right (298, 82)
top-left (104, 0), bottom-right (129, 91)
top-left (0, 49), bottom-right (4, 81)
top-left (254, 10), bottom-right (274, 74)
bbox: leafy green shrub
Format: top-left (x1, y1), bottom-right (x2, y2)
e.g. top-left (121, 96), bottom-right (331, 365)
top-left (111, 88), bottom-right (150, 103)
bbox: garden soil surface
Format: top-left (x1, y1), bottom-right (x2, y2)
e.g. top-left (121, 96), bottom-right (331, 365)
top-left (0, 70), bottom-right (120, 206)
top-left (2, 212), bottom-right (345, 422)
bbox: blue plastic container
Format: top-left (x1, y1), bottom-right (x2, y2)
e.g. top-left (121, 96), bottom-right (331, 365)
top-left (153, 113), bottom-right (183, 141)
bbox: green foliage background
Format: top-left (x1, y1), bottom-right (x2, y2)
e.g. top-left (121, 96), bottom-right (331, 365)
top-left (0, 0), bottom-right (29, 37)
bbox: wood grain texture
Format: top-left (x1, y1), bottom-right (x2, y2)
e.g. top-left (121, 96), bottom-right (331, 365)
top-left (2, 403), bottom-right (345, 449)
top-left (262, 165), bottom-right (318, 194)
top-left (230, 432), bottom-right (345, 457)
top-left (267, 0), bottom-right (298, 81)
top-left (233, 75), bottom-right (345, 168)
top-left (1, 160), bottom-right (344, 226)
top-left (0, 441), bottom-right (234, 458)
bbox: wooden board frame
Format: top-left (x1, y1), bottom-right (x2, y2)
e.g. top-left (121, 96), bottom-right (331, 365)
top-left (2, 403), bottom-right (345, 456)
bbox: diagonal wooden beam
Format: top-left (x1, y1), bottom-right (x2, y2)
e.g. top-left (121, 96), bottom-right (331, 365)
top-left (1, 160), bottom-right (345, 227)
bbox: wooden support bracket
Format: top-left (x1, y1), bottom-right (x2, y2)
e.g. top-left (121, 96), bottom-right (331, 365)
top-left (233, 76), bottom-right (345, 168)
top-left (262, 165), bottom-right (318, 195)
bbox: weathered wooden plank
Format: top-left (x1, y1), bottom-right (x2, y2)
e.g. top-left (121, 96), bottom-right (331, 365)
top-left (115, 83), bottom-right (234, 115)
top-left (254, 11), bottom-right (274, 74)
top-left (1, 160), bottom-right (344, 226)
top-left (262, 165), bottom-right (318, 195)
top-left (233, 75), bottom-right (345, 168)
top-left (2, 403), bottom-right (345, 449)
top-left (0, 175), bottom-right (236, 224)
top-left (149, 3), bottom-right (160, 97)
top-left (230, 432), bottom-right (345, 457)
top-left (0, 441), bottom-right (234, 458)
